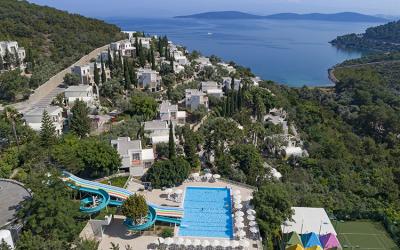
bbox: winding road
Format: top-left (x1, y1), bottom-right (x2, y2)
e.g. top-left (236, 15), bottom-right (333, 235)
top-left (10, 43), bottom-right (112, 113)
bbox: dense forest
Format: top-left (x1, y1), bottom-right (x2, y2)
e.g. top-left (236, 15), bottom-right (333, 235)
top-left (331, 20), bottom-right (400, 52)
top-left (263, 55), bottom-right (400, 245)
top-left (0, 0), bottom-right (124, 102)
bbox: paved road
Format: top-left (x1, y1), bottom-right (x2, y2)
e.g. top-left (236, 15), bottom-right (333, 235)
top-left (11, 43), bottom-right (111, 113)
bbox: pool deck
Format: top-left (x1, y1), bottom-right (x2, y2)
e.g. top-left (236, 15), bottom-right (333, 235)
top-left (96, 179), bottom-right (261, 250)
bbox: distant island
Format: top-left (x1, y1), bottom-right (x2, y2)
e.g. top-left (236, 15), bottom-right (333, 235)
top-left (175, 11), bottom-right (388, 22)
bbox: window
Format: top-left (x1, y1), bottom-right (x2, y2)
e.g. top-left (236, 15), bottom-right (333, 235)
top-left (132, 153), bottom-right (140, 161)
top-left (144, 161), bottom-right (152, 168)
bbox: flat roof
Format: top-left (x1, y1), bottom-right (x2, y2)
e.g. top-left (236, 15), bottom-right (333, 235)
top-left (24, 106), bottom-right (62, 116)
top-left (0, 179), bottom-right (32, 227)
top-left (281, 207), bottom-right (337, 236)
top-left (65, 85), bottom-right (92, 92)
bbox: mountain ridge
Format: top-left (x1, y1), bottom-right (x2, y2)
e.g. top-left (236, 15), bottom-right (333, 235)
top-left (175, 11), bottom-right (388, 22)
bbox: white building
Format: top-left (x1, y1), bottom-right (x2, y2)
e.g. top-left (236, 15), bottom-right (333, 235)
top-left (64, 85), bottom-right (96, 106)
top-left (218, 62), bottom-right (236, 74)
top-left (23, 106), bottom-right (64, 135)
top-left (159, 100), bottom-right (186, 125)
top-left (194, 56), bottom-right (213, 70)
top-left (137, 37), bottom-right (151, 49)
top-left (110, 40), bottom-right (136, 57)
top-left (201, 81), bottom-right (223, 98)
top-left (137, 68), bottom-right (161, 92)
top-left (111, 137), bottom-right (154, 176)
top-left (185, 89), bottom-right (209, 110)
top-left (281, 207), bottom-right (337, 236)
top-left (0, 41), bottom-right (26, 69)
top-left (72, 63), bottom-right (110, 85)
top-left (175, 55), bottom-right (189, 66)
top-left (222, 77), bottom-right (241, 91)
top-left (143, 120), bottom-right (174, 144)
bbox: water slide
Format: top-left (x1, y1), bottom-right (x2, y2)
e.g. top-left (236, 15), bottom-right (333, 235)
top-left (62, 172), bottom-right (182, 230)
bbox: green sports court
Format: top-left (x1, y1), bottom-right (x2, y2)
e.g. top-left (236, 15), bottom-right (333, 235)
top-left (335, 221), bottom-right (399, 250)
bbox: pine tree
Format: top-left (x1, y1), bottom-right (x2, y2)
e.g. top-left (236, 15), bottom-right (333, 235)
top-left (40, 110), bottom-right (57, 147)
top-left (93, 62), bottom-right (100, 85)
top-left (100, 57), bottom-right (106, 84)
top-left (168, 121), bottom-right (176, 159)
top-left (70, 100), bottom-right (91, 138)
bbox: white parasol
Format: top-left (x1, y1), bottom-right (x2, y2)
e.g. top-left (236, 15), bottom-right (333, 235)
top-left (211, 240), bottom-right (220, 247)
top-left (213, 174), bottom-right (221, 179)
top-left (236, 216), bottom-right (244, 223)
top-left (240, 240), bottom-right (250, 248)
top-left (249, 221), bottom-right (257, 227)
top-left (164, 237), bottom-right (174, 245)
top-left (235, 221), bottom-right (245, 228)
top-left (192, 173), bottom-right (200, 178)
top-left (236, 230), bottom-right (246, 238)
top-left (201, 240), bottom-right (210, 247)
top-left (158, 237), bottom-right (165, 244)
top-left (235, 203), bottom-right (243, 209)
top-left (231, 241), bottom-right (240, 248)
top-left (235, 211), bottom-right (244, 217)
top-left (193, 239), bottom-right (201, 246)
top-left (176, 238), bottom-right (185, 245)
top-left (175, 189), bottom-right (183, 195)
top-left (221, 240), bottom-right (230, 248)
top-left (247, 215), bottom-right (256, 221)
top-left (250, 227), bottom-right (259, 234)
top-left (184, 239), bottom-right (192, 246)
top-left (246, 209), bottom-right (256, 215)
top-left (234, 190), bottom-right (241, 195)
top-left (205, 173), bottom-right (213, 179)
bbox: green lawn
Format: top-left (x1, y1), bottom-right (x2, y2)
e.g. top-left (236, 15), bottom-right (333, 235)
top-left (100, 176), bottom-right (129, 188)
top-left (335, 221), bottom-right (399, 250)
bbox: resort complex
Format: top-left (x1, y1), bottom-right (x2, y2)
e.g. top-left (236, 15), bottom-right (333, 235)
top-left (1, 1), bottom-right (400, 250)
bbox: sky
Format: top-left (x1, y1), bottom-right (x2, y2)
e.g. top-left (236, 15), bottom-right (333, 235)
top-left (29, 0), bottom-right (400, 18)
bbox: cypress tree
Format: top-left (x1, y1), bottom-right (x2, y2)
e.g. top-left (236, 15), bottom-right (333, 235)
top-left (100, 57), bottom-right (106, 84)
top-left (107, 48), bottom-right (113, 68)
top-left (70, 100), bottom-right (91, 138)
top-left (168, 121), bottom-right (176, 159)
top-left (93, 62), bottom-right (100, 85)
top-left (151, 47), bottom-right (156, 70)
top-left (170, 59), bottom-right (174, 73)
top-left (0, 56), bottom-right (3, 71)
top-left (118, 50), bottom-right (123, 70)
top-left (226, 96), bottom-right (231, 116)
top-left (135, 37), bottom-right (139, 57)
top-left (237, 85), bottom-right (242, 110)
top-left (231, 76), bottom-right (235, 90)
top-left (129, 64), bottom-right (137, 88)
top-left (40, 110), bottom-right (57, 147)
top-left (124, 61), bottom-right (131, 89)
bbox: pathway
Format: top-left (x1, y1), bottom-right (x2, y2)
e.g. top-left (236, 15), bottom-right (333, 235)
top-left (11, 43), bottom-right (113, 113)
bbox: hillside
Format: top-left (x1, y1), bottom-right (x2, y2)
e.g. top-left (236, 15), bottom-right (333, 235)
top-left (331, 20), bottom-right (400, 52)
top-left (0, 0), bottom-right (125, 102)
top-left (176, 11), bottom-right (387, 22)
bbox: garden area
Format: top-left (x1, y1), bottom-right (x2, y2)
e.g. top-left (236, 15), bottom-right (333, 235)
top-left (100, 176), bottom-right (129, 188)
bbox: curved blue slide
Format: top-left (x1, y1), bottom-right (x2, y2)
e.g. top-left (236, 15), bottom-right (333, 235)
top-left (63, 172), bottom-right (182, 231)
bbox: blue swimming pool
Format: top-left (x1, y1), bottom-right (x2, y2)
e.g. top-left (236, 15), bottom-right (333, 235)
top-left (179, 187), bottom-right (233, 238)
